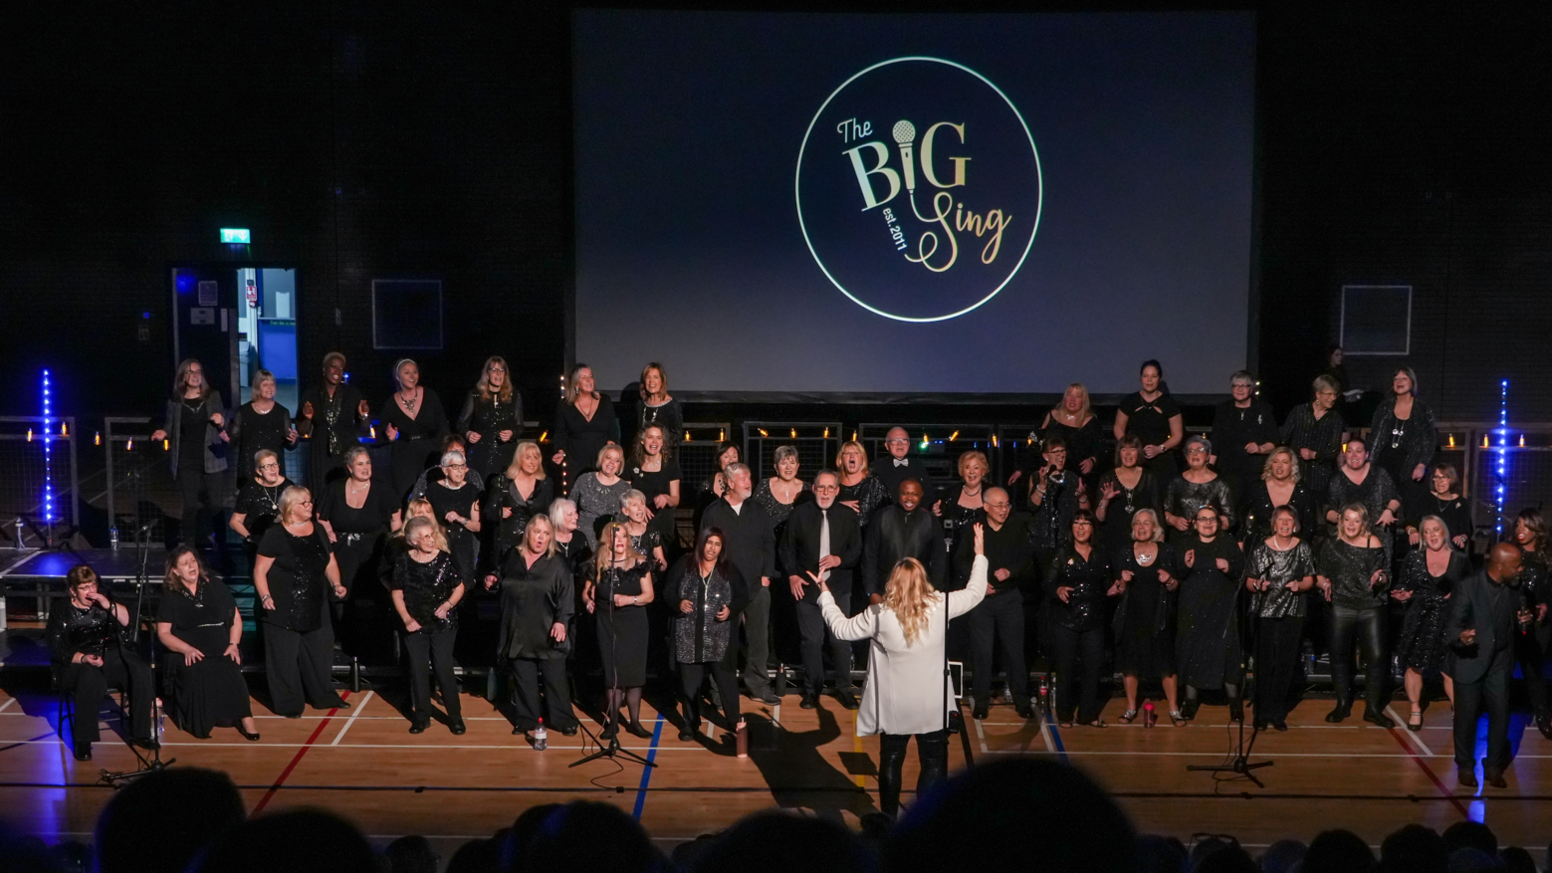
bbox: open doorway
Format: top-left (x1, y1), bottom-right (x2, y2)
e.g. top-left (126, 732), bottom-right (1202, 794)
top-left (235, 268), bottom-right (299, 413)
top-left (169, 265), bottom-right (299, 412)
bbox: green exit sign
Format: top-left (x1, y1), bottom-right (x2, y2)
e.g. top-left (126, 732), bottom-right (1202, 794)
top-left (220, 228), bottom-right (251, 244)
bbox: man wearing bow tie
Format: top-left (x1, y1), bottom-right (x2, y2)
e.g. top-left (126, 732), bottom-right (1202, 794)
top-left (780, 470), bottom-right (863, 709)
top-left (874, 427), bottom-right (937, 510)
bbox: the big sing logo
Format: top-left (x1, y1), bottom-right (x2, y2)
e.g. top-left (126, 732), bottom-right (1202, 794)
top-left (796, 57), bottom-right (1043, 322)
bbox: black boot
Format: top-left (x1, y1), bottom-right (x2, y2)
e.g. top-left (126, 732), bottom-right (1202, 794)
top-left (1326, 699), bottom-right (1352, 723)
top-left (917, 736), bottom-right (950, 799)
top-left (877, 741), bottom-right (906, 818)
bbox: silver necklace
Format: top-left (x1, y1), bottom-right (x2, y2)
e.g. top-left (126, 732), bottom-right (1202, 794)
top-left (1136, 546), bottom-right (1155, 565)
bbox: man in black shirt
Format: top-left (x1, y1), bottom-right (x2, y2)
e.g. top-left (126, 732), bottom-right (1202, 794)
top-left (780, 470), bottom-right (863, 709)
top-left (1447, 543), bottom-right (1527, 789)
top-left (862, 479), bottom-right (944, 602)
top-left (874, 427), bottom-right (936, 509)
top-left (953, 487), bottom-right (1037, 720)
top-left (700, 463), bottom-right (779, 704)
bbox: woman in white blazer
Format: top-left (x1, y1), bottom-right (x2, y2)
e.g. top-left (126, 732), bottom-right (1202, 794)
top-left (819, 522), bottom-right (987, 818)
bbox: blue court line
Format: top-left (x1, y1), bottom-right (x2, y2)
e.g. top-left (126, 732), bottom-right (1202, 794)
top-left (631, 713), bottom-right (665, 820)
top-left (1047, 721), bottom-right (1070, 764)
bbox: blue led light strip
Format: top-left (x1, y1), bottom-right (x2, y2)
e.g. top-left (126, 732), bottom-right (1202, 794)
top-left (42, 369), bottom-right (54, 532)
top-left (1495, 379), bottom-right (1508, 538)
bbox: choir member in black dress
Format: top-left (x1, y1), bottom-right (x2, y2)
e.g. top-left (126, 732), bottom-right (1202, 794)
top-left (620, 489), bottom-right (668, 571)
top-left (836, 440), bottom-right (890, 528)
top-left (1211, 371), bottom-right (1279, 502)
top-left (952, 487), bottom-right (1036, 720)
top-left (863, 479), bottom-right (945, 602)
top-left (635, 362), bottom-right (684, 445)
top-left (47, 565), bottom-right (157, 760)
top-left (1325, 438), bottom-right (1402, 551)
top-left (572, 444), bottom-right (629, 549)
top-left (389, 516), bottom-right (466, 734)
top-left (151, 358), bottom-right (229, 548)
top-left (1513, 509), bottom-right (1552, 739)
top-left (1045, 511), bottom-right (1122, 727)
top-left (410, 435), bottom-right (487, 501)
top-left (317, 447), bottom-right (403, 607)
top-left (424, 450), bottom-right (483, 584)
top-left (1029, 436), bottom-right (1089, 558)
top-left (1245, 507), bottom-right (1316, 731)
top-left (455, 356), bottom-right (522, 481)
top-left (156, 547), bottom-right (259, 741)
top-left (489, 514), bottom-right (579, 739)
top-left (254, 487), bottom-right (350, 717)
top-left (780, 471), bottom-right (863, 709)
top-left (1239, 447), bottom-right (1317, 546)
top-left (1279, 374), bottom-right (1346, 503)
top-left (694, 441), bottom-right (742, 531)
top-left (297, 352), bottom-right (371, 495)
top-left (938, 451), bottom-right (989, 582)
top-left (551, 363), bottom-right (618, 483)
top-left (1164, 436), bottom-right (1236, 543)
top-left (1176, 505), bottom-right (1248, 722)
top-left (875, 427), bottom-right (936, 510)
top-left (700, 464), bottom-right (779, 704)
top-left (668, 527), bottom-right (749, 743)
top-left (1095, 435), bottom-right (1161, 558)
top-left (627, 424), bottom-right (683, 549)
top-left (382, 359), bottom-right (450, 501)
top-left (1408, 464), bottom-right (1471, 551)
top-left (227, 369), bottom-right (298, 478)
top-left (230, 450), bottom-right (293, 554)
top-left (1368, 367), bottom-right (1438, 523)
top-left (484, 441), bottom-right (554, 569)
top-left (1113, 510), bottom-right (1184, 725)
top-left (1393, 515), bottom-right (1469, 730)
top-left (1013, 383), bottom-right (1102, 492)
top-left (583, 520), bottom-right (656, 738)
top-left (1315, 503), bottom-right (1394, 726)
top-left (1113, 360), bottom-right (1184, 480)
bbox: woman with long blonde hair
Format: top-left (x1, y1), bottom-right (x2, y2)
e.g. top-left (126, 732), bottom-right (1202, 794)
top-left (456, 355), bottom-right (522, 479)
top-left (550, 362), bottom-right (618, 477)
top-left (820, 523), bottom-right (988, 818)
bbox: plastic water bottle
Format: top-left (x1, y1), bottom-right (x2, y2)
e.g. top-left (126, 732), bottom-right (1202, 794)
top-left (155, 698), bottom-right (165, 740)
top-left (110, 527), bottom-right (120, 551)
top-left (533, 718), bottom-right (547, 751)
top-left (1143, 700), bottom-right (1156, 729)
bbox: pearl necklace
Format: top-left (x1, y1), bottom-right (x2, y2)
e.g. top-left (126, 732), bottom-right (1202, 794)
top-left (1270, 535), bottom-right (1295, 552)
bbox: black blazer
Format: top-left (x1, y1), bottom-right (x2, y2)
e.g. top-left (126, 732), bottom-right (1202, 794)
top-left (1446, 569), bottom-right (1519, 684)
top-left (779, 500), bottom-right (862, 603)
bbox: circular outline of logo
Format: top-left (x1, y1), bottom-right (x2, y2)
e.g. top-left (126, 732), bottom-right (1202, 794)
top-left (795, 56), bottom-right (1044, 324)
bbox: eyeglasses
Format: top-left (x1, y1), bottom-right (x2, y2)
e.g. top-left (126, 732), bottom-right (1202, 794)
top-left (984, 501), bottom-right (1010, 509)
top-left (885, 438), bottom-right (909, 445)
top-left (813, 484), bottom-right (839, 492)
top-left (258, 462), bottom-right (279, 469)
top-left (1072, 519), bottom-right (1093, 526)
top-left (1195, 516), bottom-right (1218, 524)
top-left (489, 367), bottom-right (506, 373)
top-left (1186, 448), bottom-right (1207, 455)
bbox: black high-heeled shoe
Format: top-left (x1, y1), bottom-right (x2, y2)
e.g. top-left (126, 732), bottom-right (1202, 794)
top-left (236, 724), bottom-right (261, 742)
top-left (600, 720), bottom-right (619, 741)
top-left (626, 720), bottom-right (653, 739)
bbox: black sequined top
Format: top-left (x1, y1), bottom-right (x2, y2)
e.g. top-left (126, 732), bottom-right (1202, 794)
top-left (388, 550), bottom-right (463, 632)
top-left (1044, 545), bottom-right (1113, 633)
top-left (837, 475), bottom-right (890, 527)
top-left (1317, 538), bottom-right (1390, 610)
top-left (1246, 540), bottom-right (1316, 619)
top-left (1164, 476), bottom-right (1235, 532)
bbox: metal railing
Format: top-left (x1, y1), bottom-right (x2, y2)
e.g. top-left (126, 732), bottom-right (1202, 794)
top-left (0, 416), bottom-right (79, 547)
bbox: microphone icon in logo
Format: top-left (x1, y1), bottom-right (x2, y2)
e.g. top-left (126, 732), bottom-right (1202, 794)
top-left (892, 120), bottom-right (917, 195)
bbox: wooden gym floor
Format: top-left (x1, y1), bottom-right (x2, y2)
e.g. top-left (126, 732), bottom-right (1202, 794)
top-left (0, 683), bottom-right (1548, 863)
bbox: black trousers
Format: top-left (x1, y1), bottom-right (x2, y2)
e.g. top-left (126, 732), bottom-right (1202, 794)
top-left (968, 591), bottom-right (1030, 707)
top-left (795, 594), bottom-right (856, 697)
top-left (177, 468), bottom-right (223, 547)
top-left (1329, 605), bottom-right (1387, 709)
top-left (878, 729), bottom-right (950, 818)
top-left (62, 648), bottom-right (154, 744)
top-left (1254, 616), bottom-right (1305, 722)
top-left (509, 657), bottom-right (577, 731)
top-left (1454, 649), bottom-right (1513, 770)
top-left (1515, 621), bottom-right (1551, 719)
top-left (740, 586), bottom-right (773, 696)
top-left (402, 629), bottom-right (460, 722)
top-left (1049, 623), bottom-right (1103, 722)
top-left (679, 660), bottom-right (741, 730)
top-left (263, 621), bottom-right (337, 716)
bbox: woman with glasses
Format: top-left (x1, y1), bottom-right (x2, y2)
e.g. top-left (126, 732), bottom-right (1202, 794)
top-left (455, 356), bottom-right (523, 481)
top-left (150, 358), bottom-right (229, 549)
top-left (1210, 371), bottom-right (1279, 501)
top-left (231, 450), bottom-right (294, 555)
top-left (1368, 367), bottom-right (1438, 524)
top-left (227, 369), bottom-right (298, 479)
top-left (1407, 463), bottom-right (1471, 551)
top-left (1176, 504), bottom-right (1247, 722)
top-left (1279, 374), bottom-right (1347, 502)
top-left (424, 450), bottom-right (483, 583)
top-left (1163, 436), bottom-right (1235, 544)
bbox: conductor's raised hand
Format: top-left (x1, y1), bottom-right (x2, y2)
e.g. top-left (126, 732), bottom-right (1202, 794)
top-left (973, 522), bottom-right (985, 555)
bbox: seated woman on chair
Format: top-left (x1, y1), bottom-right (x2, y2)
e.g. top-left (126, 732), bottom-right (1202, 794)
top-left (156, 547), bottom-right (260, 741)
top-left (46, 565), bottom-right (157, 761)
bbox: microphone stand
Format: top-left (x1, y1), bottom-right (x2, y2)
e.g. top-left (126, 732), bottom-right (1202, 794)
top-left (573, 563), bottom-right (654, 769)
top-left (1186, 561), bottom-right (1271, 787)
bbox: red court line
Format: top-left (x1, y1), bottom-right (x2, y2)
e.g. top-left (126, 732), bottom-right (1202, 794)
top-left (252, 692), bottom-right (351, 814)
top-left (1386, 725), bottom-right (1470, 820)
